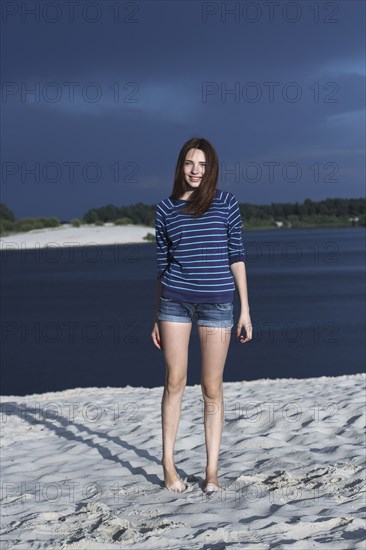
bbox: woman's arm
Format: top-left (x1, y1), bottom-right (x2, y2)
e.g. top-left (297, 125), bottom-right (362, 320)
top-left (155, 202), bottom-right (170, 322)
top-left (230, 261), bottom-right (252, 343)
top-left (155, 279), bottom-right (163, 322)
top-left (230, 261), bottom-right (250, 312)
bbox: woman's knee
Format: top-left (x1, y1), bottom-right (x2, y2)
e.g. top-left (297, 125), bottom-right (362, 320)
top-left (165, 376), bottom-right (186, 394)
top-left (201, 381), bottom-right (223, 401)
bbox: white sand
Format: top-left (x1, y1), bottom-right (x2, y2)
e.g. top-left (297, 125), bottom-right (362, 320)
top-left (1, 373), bottom-right (365, 549)
top-left (0, 224), bottom-right (153, 251)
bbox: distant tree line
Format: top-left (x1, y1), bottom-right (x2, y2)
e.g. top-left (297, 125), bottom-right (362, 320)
top-left (0, 203), bottom-right (60, 236)
top-left (83, 203), bottom-right (154, 226)
top-left (237, 197), bottom-right (366, 228)
top-left (82, 197), bottom-right (366, 229)
top-left (0, 197), bottom-right (365, 236)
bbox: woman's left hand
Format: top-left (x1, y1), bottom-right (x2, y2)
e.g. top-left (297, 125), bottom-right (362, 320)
top-left (236, 311), bottom-right (252, 344)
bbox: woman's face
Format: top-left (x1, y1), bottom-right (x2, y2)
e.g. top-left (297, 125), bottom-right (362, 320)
top-left (183, 148), bottom-right (206, 191)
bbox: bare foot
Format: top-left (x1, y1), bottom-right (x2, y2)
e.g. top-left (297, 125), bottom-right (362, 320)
top-left (203, 466), bottom-right (222, 493)
top-left (162, 462), bottom-right (186, 492)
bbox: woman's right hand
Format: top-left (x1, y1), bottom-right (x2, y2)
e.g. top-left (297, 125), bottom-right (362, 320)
top-left (151, 321), bottom-right (163, 350)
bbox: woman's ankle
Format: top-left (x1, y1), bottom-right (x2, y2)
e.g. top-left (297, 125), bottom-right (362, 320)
top-left (205, 464), bottom-right (218, 474)
top-left (162, 457), bottom-right (175, 467)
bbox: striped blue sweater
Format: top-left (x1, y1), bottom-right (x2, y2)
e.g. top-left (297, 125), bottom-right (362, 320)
top-left (155, 189), bottom-right (245, 303)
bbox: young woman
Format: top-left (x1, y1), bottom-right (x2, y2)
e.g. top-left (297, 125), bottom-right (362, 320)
top-left (151, 137), bottom-right (252, 494)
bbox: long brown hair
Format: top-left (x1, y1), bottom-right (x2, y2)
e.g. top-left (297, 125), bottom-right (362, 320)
top-left (169, 137), bottom-right (219, 217)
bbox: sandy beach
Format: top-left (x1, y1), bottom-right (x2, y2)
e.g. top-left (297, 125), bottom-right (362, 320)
top-left (0, 224), bottom-right (153, 251)
top-left (1, 373), bottom-right (365, 549)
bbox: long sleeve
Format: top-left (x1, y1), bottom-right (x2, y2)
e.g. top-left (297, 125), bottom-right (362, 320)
top-left (227, 193), bottom-right (245, 265)
top-left (155, 203), bottom-right (170, 280)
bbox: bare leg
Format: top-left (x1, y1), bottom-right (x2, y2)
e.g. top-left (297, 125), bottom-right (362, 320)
top-left (198, 325), bottom-right (231, 492)
top-left (159, 319), bottom-right (192, 492)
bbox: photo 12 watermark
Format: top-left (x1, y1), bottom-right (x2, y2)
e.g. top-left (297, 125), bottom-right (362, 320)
top-left (1, 1), bottom-right (141, 24)
top-left (201, 1), bottom-right (341, 24)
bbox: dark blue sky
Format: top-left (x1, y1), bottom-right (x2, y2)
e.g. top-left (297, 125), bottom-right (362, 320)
top-left (1, 0), bottom-right (365, 220)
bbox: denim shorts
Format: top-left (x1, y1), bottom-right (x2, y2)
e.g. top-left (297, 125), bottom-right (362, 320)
top-left (157, 297), bottom-right (234, 329)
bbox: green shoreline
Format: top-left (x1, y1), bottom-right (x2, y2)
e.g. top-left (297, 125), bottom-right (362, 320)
top-left (0, 220), bottom-right (363, 240)
top-left (1, 198), bottom-right (365, 237)
top-left (244, 222), bottom-right (364, 231)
